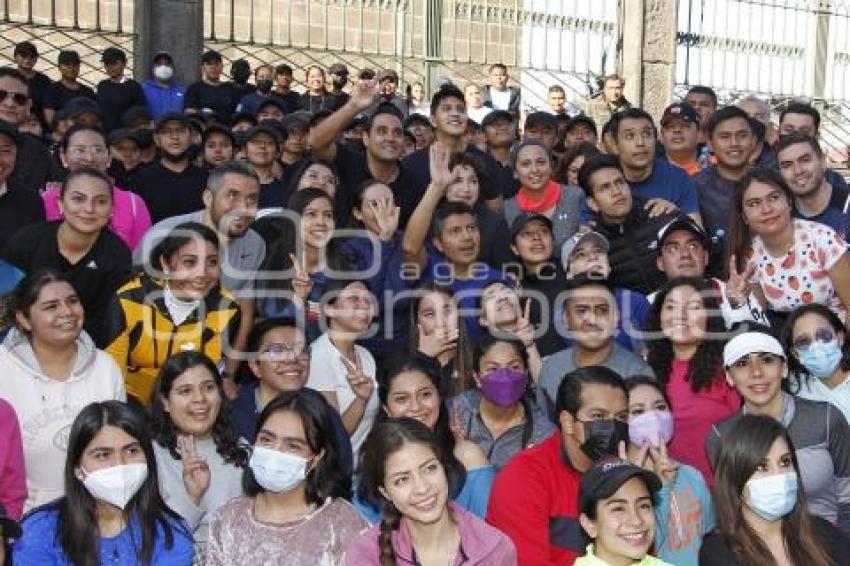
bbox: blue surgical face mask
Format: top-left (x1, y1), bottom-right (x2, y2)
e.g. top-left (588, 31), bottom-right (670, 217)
top-left (744, 472), bottom-right (798, 522)
top-left (798, 340), bottom-right (843, 379)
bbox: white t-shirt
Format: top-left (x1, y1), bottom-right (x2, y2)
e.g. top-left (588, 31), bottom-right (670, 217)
top-left (306, 333), bottom-right (378, 458)
top-left (468, 106), bottom-right (493, 124)
top-left (490, 88), bottom-right (512, 111)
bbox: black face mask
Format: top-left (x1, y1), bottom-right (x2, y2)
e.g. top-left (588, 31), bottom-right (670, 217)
top-left (256, 79), bottom-right (273, 94)
top-left (580, 419), bottom-right (629, 462)
top-left (343, 138), bottom-right (365, 153)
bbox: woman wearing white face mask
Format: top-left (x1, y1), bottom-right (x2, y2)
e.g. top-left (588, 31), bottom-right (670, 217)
top-left (783, 304), bottom-right (850, 424)
top-left (706, 329), bottom-right (850, 535)
top-left (624, 377), bottom-right (713, 566)
top-left (206, 389), bottom-right (368, 565)
top-left (700, 414), bottom-right (850, 565)
top-left (12, 401), bottom-right (194, 564)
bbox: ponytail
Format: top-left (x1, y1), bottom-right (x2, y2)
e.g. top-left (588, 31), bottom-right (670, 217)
top-left (378, 500), bottom-right (401, 566)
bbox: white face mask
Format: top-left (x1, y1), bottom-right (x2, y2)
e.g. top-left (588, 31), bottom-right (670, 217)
top-left (249, 446), bottom-right (309, 493)
top-left (81, 463), bottom-right (149, 509)
top-left (153, 65), bottom-right (174, 81)
top-left (744, 471), bottom-right (798, 522)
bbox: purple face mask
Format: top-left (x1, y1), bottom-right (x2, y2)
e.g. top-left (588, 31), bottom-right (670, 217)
top-left (628, 410), bottom-right (674, 447)
top-left (479, 368), bottom-right (527, 407)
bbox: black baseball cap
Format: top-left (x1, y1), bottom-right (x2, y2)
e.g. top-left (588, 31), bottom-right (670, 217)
top-left (654, 215), bottom-right (710, 251)
top-left (108, 128), bottom-right (140, 147)
top-left (524, 111), bottom-right (557, 132)
top-left (155, 112), bottom-right (191, 132)
top-left (58, 97), bottom-right (102, 121)
top-left (281, 112), bottom-right (310, 133)
top-left (510, 212), bottom-right (553, 242)
top-left (404, 114), bottom-right (433, 129)
top-left (122, 105), bottom-right (153, 128)
top-left (243, 123), bottom-right (282, 147)
top-left (481, 109), bottom-right (514, 129)
top-left (254, 98), bottom-right (287, 117)
top-left (566, 114), bottom-right (598, 136)
top-left (0, 503), bottom-right (22, 539)
top-left (661, 102), bottom-right (700, 128)
top-left (202, 123), bottom-right (236, 147)
top-left (579, 457), bottom-right (661, 515)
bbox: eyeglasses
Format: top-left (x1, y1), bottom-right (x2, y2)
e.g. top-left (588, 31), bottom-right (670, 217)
top-left (0, 89), bottom-right (29, 106)
top-left (662, 240), bottom-right (704, 255)
top-left (792, 327), bottom-right (835, 351)
top-left (261, 342), bottom-right (309, 361)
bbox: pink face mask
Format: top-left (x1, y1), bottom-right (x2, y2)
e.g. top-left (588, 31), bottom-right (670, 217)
top-left (628, 410), bottom-right (674, 447)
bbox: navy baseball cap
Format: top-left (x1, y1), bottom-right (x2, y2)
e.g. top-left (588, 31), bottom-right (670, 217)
top-left (661, 102), bottom-right (700, 127)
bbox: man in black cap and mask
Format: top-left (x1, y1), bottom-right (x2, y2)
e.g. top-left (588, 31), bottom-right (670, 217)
top-left (236, 64), bottom-right (276, 116)
top-left (488, 365), bottom-right (630, 565)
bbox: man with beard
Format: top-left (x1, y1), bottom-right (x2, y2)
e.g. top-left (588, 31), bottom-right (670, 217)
top-left (487, 365), bottom-right (630, 564)
top-left (0, 67), bottom-right (61, 191)
top-left (308, 78), bottom-right (420, 224)
top-left (536, 275), bottom-right (653, 417)
top-left (236, 64), bottom-right (276, 116)
top-left (777, 133), bottom-right (850, 240)
top-left (131, 112), bottom-right (208, 222)
top-left (135, 161), bottom-right (264, 397)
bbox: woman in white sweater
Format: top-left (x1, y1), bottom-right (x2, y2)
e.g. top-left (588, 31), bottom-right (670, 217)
top-left (149, 350), bottom-right (247, 565)
top-left (0, 269), bottom-right (125, 512)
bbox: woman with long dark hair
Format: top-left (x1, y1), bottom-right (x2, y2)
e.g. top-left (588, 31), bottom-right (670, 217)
top-left (782, 303), bottom-right (850, 423)
top-left (354, 356), bottom-right (495, 523)
top-left (700, 414), bottom-right (849, 565)
top-left (645, 276), bottom-right (740, 482)
top-left (450, 336), bottom-right (553, 470)
top-left (409, 283), bottom-right (474, 398)
top-left (12, 401), bottom-right (193, 564)
top-left (256, 188), bottom-right (352, 343)
top-left (104, 221), bottom-right (241, 404)
top-left (3, 167), bottom-right (132, 346)
top-left (206, 389), bottom-right (367, 565)
top-left (0, 270), bottom-right (125, 513)
top-left (346, 418), bottom-right (515, 565)
top-left (706, 329), bottom-right (850, 535)
top-left (624, 376), bottom-right (714, 566)
top-left (149, 351), bottom-right (247, 564)
top-left (725, 167), bottom-right (850, 326)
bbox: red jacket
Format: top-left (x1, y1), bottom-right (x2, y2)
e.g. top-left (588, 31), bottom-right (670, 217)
top-left (486, 432), bottom-right (584, 565)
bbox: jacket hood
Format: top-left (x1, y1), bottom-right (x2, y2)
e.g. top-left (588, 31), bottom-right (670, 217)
top-left (1, 326), bottom-right (98, 381)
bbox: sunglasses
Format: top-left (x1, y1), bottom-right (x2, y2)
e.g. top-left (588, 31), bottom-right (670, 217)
top-left (0, 90), bottom-right (28, 105)
top-left (792, 327), bottom-right (835, 351)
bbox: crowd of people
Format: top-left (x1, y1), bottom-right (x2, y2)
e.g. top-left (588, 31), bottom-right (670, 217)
top-left (0, 40), bottom-right (848, 565)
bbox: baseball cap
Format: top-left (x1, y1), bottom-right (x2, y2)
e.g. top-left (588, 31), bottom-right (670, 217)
top-left (565, 114), bottom-right (598, 135)
top-left (122, 105), bottom-right (154, 128)
top-left (108, 128), bottom-right (141, 147)
top-left (579, 457), bottom-right (662, 515)
top-left (58, 98), bottom-right (102, 121)
top-left (560, 231), bottom-right (609, 270)
top-left (281, 111), bottom-right (310, 133)
top-left (524, 111), bottom-right (557, 132)
top-left (154, 112), bottom-right (191, 132)
top-left (243, 123), bottom-right (282, 147)
top-left (404, 114), bottom-right (433, 129)
top-left (654, 216), bottom-right (710, 251)
top-left (57, 50), bottom-right (81, 66)
top-left (723, 331), bottom-right (785, 368)
top-left (152, 51), bottom-right (173, 65)
top-left (510, 212), bottom-right (553, 242)
top-left (0, 503), bottom-right (22, 539)
top-left (481, 109), bottom-right (514, 129)
top-left (202, 123), bottom-right (236, 146)
top-left (328, 63), bottom-right (349, 76)
top-left (661, 102), bottom-right (700, 127)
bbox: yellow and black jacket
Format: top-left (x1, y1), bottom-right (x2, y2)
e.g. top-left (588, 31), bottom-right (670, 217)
top-left (103, 274), bottom-right (240, 404)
